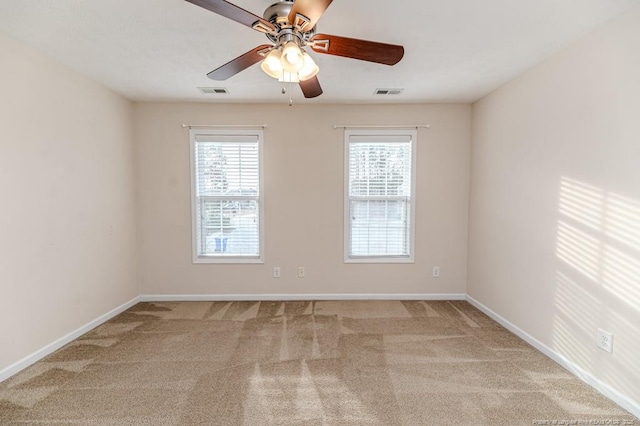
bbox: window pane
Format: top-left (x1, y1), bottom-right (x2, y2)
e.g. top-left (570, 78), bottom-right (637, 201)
top-left (199, 199), bottom-right (259, 256)
top-left (349, 143), bottom-right (411, 197)
top-left (350, 199), bottom-right (409, 256)
top-left (196, 142), bottom-right (259, 197)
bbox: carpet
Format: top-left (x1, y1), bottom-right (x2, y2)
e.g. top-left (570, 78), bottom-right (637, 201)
top-left (0, 300), bottom-right (636, 425)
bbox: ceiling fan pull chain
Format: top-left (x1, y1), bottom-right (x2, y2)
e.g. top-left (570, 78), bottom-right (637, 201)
top-left (289, 79), bottom-right (293, 106)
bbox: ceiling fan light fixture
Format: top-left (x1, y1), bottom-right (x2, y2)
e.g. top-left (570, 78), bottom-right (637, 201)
top-left (260, 49), bottom-right (283, 79)
top-left (281, 41), bottom-right (304, 72)
top-left (298, 52), bottom-right (319, 81)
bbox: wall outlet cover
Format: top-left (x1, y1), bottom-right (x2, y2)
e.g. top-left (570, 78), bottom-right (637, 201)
top-left (597, 328), bottom-right (613, 353)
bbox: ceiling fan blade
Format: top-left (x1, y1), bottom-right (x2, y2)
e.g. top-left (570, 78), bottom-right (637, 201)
top-left (185, 0), bottom-right (275, 33)
top-left (310, 33), bottom-right (404, 66)
top-left (207, 44), bottom-right (272, 80)
top-left (299, 76), bottom-right (323, 98)
top-left (288, 0), bottom-right (333, 31)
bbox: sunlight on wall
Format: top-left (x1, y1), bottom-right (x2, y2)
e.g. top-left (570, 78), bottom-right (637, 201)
top-left (554, 177), bottom-right (640, 396)
top-left (559, 178), bottom-right (604, 231)
top-left (605, 193), bottom-right (640, 253)
top-left (602, 245), bottom-right (640, 310)
top-left (605, 309), bottom-right (640, 396)
top-left (556, 221), bottom-right (601, 281)
top-left (552, 271), bottom-right (600, 371)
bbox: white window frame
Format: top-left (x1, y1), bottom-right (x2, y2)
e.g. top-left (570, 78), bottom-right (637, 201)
top-left (190, 129), bottom-right (264, 264)
top-left (344, 129), bottom-right (417, 264)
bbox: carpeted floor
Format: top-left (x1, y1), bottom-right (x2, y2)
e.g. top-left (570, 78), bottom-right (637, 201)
top-left (0, 300), bottom-right (636, 425)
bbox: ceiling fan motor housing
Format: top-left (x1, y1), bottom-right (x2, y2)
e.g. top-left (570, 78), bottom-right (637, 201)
top-left (263, 0), bottom-right (315, 44)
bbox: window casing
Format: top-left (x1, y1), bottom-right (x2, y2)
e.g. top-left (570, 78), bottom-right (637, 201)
top-left (344, 130), bottom-right (417, 263)
top-left (190, 129), bottom-right (264, 263)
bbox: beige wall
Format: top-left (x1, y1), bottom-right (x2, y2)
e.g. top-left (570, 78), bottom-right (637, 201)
top-left (0, 34), bottom-right (137, 372)
top-left (469, 7), bottom-right (640, 406)
top-left (135, 103), bottom-right (470, 296)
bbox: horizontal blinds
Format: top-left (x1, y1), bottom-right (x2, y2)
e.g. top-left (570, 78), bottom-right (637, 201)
top-left (195, 141), bottom-right (259, 198)
top-left (348, 142), bottom-right (412, 198)
top-left (350, 199), bottom-right (410, 256)
top-left (348, 137), bottom-right (412, 257)
top-left (194, 137), bottom-right (260, 257)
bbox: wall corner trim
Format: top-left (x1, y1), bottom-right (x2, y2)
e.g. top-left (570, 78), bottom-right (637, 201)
top-left (0, 295), bottom-right (140, 383)
top-left (466, 295), bottom-right (640, 419)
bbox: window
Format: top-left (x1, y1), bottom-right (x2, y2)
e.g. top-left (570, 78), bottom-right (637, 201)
top-left (344, 129), bottom-right (416, 263)
top-left (190, 129), bottom-right (263, 263)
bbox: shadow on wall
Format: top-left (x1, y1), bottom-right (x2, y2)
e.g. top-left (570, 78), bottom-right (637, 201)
top-left (553, 177), bottom-right (640, 397)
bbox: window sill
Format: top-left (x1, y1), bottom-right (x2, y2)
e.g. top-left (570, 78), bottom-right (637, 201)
top-left (345, 256), bottom-right (414, 264)
top-left (193, 256), bottom-right (264, 264)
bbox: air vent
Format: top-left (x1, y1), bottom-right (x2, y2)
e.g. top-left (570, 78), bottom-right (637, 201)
top-left (198, 87), bottom-right (229, 95)
top-left (374, 88), bottom-right (404, 95)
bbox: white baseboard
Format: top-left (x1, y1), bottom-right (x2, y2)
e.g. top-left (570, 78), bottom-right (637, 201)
top-left (0, 295), bottom-right (140, 383)
top-left (466, 295), bottom-right (640, 419)
top-left (141, 293), bottom-right (467, 302)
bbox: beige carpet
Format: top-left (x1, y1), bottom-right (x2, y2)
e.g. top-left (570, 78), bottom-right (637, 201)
top-left (0, 300), bottom-right (636, 425)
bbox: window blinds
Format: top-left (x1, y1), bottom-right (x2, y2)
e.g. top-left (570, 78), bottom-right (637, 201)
top-left (194, 134), bottom-right (260, 257)
top-left (347, 135), bottom-right (413, 258)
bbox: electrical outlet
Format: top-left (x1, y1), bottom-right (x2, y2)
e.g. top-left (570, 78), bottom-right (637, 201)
top-left (432, 266), bottom-right (440, 278)
top-left (297, 267), bottom-right (305, 278)
top-left (597, 329), bottom-right (613, 353)
top-left (273, 267), bottom-right (281, 278)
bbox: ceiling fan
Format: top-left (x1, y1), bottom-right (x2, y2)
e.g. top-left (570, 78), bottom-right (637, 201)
top-left (185, 0), bottom-right (405, 98)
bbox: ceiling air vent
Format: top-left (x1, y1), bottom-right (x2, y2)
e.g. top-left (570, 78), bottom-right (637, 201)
top-left (374, 88), bottom-right (404, 95)
top-left (198, 87), bottom-right (229, 95)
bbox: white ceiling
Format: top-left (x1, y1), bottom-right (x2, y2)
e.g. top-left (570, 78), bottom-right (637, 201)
top-left (1, 0), bottom-right (638, 104)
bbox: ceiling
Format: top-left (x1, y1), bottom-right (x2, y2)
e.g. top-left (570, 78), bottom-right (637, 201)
top-left (1, 0), bottom-right (638, 104)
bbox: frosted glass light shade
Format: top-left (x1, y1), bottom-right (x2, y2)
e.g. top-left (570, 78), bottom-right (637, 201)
top-left (260, 49), bottom-right (283, 79)
top-left (281, 41), bottom-right (303, 72)
top-left (298, 52), bottom-right (319, 81)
